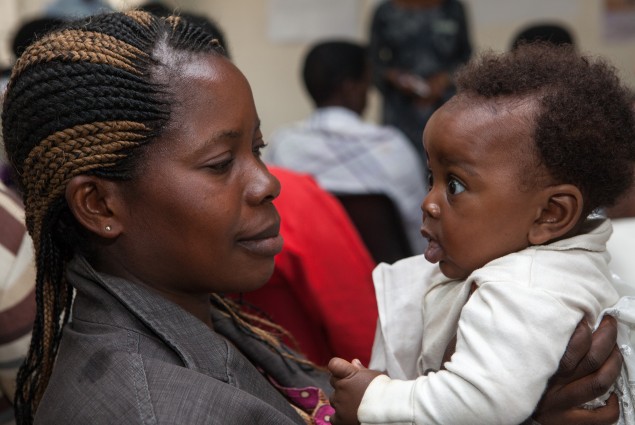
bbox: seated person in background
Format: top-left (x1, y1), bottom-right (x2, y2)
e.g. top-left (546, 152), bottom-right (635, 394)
top-left (264, 40), bottom-right (427, 255)
top-left (0, 181), bottom-right (35, 425)
top-left (234, 166), bottom-right (378, 367)
top-left (329, 43), bottom-right (635, 425)
top-left (510, 22), bottom-right (575, 50)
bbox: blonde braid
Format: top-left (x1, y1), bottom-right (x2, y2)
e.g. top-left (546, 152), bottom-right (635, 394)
top-left (23, 121), bottom-right (147, 253)
top-left (12, 30), bottom-right (148, 79)
top-left (211, 295), bottom-right (318, 369)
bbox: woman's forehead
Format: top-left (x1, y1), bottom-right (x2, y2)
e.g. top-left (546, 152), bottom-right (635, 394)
top-left (153, 54), bottom-right (256, 153)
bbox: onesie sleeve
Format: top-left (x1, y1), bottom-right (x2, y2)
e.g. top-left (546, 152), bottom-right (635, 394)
top-left (359, 283), bottom-right (583, 425)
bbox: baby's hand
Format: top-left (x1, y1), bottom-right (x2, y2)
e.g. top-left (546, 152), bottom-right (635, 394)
top-left (328, 357), bottom-right (383, 425)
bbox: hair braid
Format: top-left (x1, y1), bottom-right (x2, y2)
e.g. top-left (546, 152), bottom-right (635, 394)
top-left (14, 221), bottom-right (73, 419)
top-left (2, 11), bottom-right (225, 423)
top-left (211, 295), bottom-right (317, 370)
top-left (11, 29), bottom-right (148, 79)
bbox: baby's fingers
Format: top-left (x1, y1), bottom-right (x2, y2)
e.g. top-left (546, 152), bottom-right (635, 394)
top-left (351, 359), bottom-right (366, 369)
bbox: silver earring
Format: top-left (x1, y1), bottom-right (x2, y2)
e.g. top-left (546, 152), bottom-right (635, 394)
top-left (105, 225), bottom-right (112, 231)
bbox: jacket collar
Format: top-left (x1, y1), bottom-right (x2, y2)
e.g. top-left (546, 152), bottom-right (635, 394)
top-left (67, 255), bottom-right (231, 381)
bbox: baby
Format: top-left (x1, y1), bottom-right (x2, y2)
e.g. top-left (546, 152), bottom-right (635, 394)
top-left (328, 43), bottom-right (635, 425)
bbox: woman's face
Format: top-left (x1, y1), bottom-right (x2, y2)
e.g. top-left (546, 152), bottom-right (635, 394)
top-left (111, 53), bottom-right (282, 296)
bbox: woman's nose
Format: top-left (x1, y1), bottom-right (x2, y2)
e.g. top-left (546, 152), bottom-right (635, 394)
top-left (247, 163), bottom-right (281, 205)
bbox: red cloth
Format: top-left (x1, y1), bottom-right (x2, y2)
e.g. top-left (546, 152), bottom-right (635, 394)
top-left (240, 167), bottom-right (378, 366)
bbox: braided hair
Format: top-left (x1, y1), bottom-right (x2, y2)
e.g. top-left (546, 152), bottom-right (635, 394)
top-left (1, 11), bottom-right (226, 423)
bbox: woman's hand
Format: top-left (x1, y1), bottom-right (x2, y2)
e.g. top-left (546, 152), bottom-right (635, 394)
top-left (532, 316), bottom-right (622, 425)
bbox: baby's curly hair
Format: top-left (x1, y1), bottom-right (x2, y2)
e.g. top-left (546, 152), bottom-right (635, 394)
top-left (455, 42), bottom-right (635, 214)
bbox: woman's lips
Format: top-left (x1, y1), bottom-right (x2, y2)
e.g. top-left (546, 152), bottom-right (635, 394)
top-left (237, 234), bottom-right (284, 257)
top-left (424, 239), bottom-right (443, 263)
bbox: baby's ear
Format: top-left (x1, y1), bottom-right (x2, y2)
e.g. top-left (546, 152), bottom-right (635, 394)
top-left (529, 184), bottom-right (583, 245)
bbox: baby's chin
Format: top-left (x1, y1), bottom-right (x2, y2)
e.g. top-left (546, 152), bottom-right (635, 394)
top-left (439, 261), bottom-right (471, 280)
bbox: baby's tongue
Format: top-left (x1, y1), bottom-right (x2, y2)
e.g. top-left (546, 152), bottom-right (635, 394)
top-left (424, 240), bottom-right (443, 264)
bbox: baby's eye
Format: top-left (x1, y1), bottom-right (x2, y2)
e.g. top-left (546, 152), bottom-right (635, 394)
top-left (447, 177), bottom-right (466, 195)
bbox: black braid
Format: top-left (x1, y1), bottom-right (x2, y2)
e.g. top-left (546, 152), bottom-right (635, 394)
top-left (7, 62), bottom-right (156, 102)
top-left (86, 11), bottom-right (159, 49)
top-left (4, 62), bottom-right (160, 132)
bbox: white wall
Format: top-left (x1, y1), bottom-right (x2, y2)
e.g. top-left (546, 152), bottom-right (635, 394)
top-left (2, 0), bottom-right (634, 140)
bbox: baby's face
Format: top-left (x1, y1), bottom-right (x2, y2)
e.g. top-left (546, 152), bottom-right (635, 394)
top-left (421, 96), bottom-right (546, 279)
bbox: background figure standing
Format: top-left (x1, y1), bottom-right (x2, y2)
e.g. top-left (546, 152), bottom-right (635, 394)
top-left (265, 40), bottom-right (427, 255)
top-left (369, 0), bottom-right (472, 158)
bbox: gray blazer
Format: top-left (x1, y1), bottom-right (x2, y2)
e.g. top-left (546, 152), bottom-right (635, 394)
top-left (35, 256), bottom-right (331, 424)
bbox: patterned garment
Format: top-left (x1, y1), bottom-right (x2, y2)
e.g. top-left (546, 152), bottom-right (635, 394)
top-left (0, 182), bottom-right (36, 425)
top-left (369, 0), bottom-right (472, 150)
top-left (265, 374), bottom-right (335, 425)
top-left (264, 107), bottom-right (428, 255)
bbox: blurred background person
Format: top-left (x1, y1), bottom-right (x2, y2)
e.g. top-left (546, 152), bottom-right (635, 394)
top-left (44, 0), bottom-right (112, 18)
top-left (368, 0), bottom-right (472, 160)
top-left (0, 181), bottom-right (35, 425)
top-left (510, 22), bottom-right (576, 50)
top-left (265, 40), bottom-right (427, 256)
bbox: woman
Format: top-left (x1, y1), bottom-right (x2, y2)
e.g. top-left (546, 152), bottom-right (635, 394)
top-left (1, 10), bottom-right (621, 424)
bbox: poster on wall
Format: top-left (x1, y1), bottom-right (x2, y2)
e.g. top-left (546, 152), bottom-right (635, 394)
top-left (603, 0), bottom-right (635, 41)
top-left (268, 0), bottom-right (361, 44)
top-left (466, 0), bottom-right (580, 26)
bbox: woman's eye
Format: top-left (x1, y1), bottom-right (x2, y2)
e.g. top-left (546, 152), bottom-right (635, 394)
top-left (208, 158), bottom-right (233, 173)
top-left (448, 178), bottom-right (466, 195)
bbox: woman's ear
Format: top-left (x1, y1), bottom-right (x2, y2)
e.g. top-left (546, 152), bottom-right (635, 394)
top-left (65, 175), bottom-right (123, 239)
top-left (529, 184), bottom-right (584, 245)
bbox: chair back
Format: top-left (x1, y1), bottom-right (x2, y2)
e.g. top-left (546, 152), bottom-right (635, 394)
top-left (333, 193), bottom-right (414, 264)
